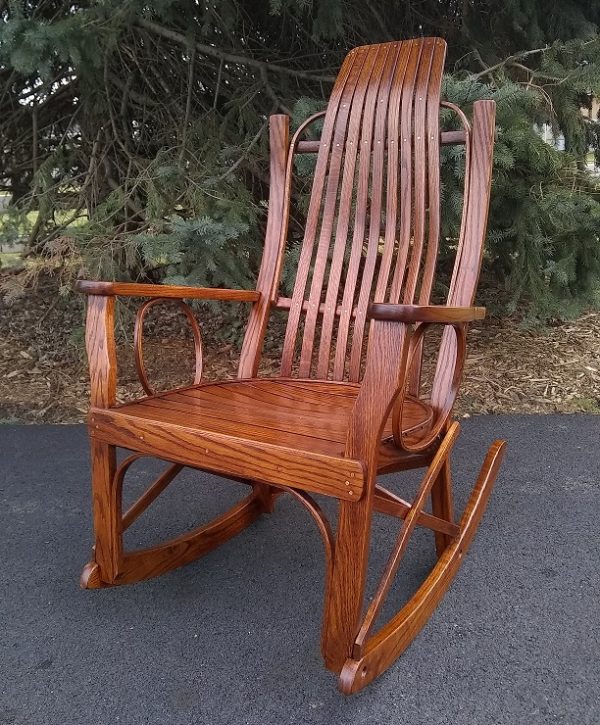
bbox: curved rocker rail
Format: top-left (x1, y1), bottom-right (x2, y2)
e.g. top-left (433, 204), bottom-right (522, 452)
top-left (82, 488), bottom-right (265, 589)
top-left (338, 440), bottom-right (505, 694)
top-left (81, 458), bottom-right (337, 591)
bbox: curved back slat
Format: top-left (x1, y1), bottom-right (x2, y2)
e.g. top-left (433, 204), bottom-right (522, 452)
top-left (240, 37), bottom-right (495, 402)
top-left (279, 37), bottom-right (448, 381)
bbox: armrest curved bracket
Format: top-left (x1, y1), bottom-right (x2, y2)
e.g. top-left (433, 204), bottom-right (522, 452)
top-left (392, 322), bottom-right (467, 453)
top-left (134, 298), bottom-right (203, 396)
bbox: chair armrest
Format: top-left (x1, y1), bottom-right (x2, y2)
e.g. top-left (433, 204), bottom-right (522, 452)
top-left (75, 280), bottom-right (260, 303)
top-left (346, 311), bottom-right (470, 464)
top-left (368, 303), bottom-right (485, 324)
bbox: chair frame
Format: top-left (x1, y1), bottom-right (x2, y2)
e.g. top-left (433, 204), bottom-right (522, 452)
top-left (77, 38), bottom-right (505, 694)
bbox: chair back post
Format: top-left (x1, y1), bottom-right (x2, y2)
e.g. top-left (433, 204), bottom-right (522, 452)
top-left (430, 99), bottom-right (496, 413)
top-left (238, 114), bottom-right (290, 378)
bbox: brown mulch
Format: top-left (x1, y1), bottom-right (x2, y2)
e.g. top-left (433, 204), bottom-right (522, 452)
top-left (0, 281), bottom-right (599, 423)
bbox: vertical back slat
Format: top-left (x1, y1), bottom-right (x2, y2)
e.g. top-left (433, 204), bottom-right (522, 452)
top-left (373, 42), bottom-right (412, 301)
top-left (298, 50), bottom-right (370, 376)
top-left (280, 54), bottom-right (356, 376)
top-left (387, 41), bottom-right (423, 303)
top-left (402, 38), bottom-right (435, 304)
top-left (348, 46), bottom-right (401, 380)
top-left (332, 45), bottom-right (391, 380)
top-left (276, 38), bottom-right (462, 384)
top-left (316, 54), bottom-right (380, 378)
top-left (406, 39), bottom-right (445, 395)
top-left (417, 40), bottom-right (446, 303)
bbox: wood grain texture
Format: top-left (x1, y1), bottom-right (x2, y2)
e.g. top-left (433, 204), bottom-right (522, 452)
top-left (392, 322), bottom-right (467, 452)
top-left (239, 114), bottom-right (290, 378)
top-left (353, 422), bottom-right (461, 654)
top-left (85, 296), bottom-right (117, 408)
top-left (322, 317), bottom-right (410, 670)
top-left (88, 440), bottom-right (120, 582)
top-left (88, 378), bottom-right (435, 501)
top-left (430, 453), bottom-right (456, 556)
top-left (339, 440), bottom-right (506, 694)
top-left (87, 381), bottom-right (368, 501)
top-left (77, 38), bottom-right (504, 694)
top-left (368, 303), bottom-right (485, 323)
top-left (430, 100), bottom-right (496, 413)
top-left (83, 492), bottom-right (265, 588)
top-left (373, 484), bottom-right (459, 537)
top-left (121, 462), bottom-right (183, 531)
top-left (76, 280), bottom-right (260, 302)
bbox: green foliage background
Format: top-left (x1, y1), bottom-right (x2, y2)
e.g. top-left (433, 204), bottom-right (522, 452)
top-left (1, 0), bottom-right (600, 319)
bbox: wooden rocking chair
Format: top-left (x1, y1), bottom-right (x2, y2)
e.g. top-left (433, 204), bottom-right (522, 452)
top-left (77, 37), bottom-right (505, 693)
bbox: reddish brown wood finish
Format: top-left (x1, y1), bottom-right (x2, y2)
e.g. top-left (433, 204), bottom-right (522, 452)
top-left (77, 37), bottom-right (504, 694)
top-left (134, 298), bottom-right (203, 396)
top-left (369, 303), bottom-right (485, 323)
top-left (76, 280), bottom-right (259, 302)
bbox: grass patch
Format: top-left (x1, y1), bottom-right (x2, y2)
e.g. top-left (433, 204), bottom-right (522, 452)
top-left (571, 397), bottom-right (600, 413)
top-left (0, 252), bottom-right (21, 268)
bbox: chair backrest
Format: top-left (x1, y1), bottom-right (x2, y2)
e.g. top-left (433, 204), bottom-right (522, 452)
top-left (239, 38), bottom-right (496, 401)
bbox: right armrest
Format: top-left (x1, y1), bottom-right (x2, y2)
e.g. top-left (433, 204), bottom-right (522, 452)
top-left (368, 303), bottom-right (485, 324)
top-left (75, 280), bottom-right (260, 303)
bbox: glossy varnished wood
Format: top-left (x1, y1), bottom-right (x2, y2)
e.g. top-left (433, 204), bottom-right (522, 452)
top-left (88, 379), bottom-right (433, 500)
top-left (76, 280), bottom-right (260, 302)
top-left (339, 440), bottom-right (506, 693)
top-left (82, 491), bottom-right (265, 588)
top-left (134, 298), bottom-right (203, 396)
top-left (77, 37), bottom-right (504, 694)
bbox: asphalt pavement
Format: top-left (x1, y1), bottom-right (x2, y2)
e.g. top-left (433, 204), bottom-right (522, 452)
top-left (1, 416), bottom-right (598, 725)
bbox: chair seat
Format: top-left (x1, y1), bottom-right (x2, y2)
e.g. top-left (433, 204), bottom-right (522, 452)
top-left (88, 379), bottom-right (434, 499)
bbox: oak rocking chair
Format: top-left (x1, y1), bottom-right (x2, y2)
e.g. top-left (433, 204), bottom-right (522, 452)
top-left (77, 37), bottom-right (505, 693)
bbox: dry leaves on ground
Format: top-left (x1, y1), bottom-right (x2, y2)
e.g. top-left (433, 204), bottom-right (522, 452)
top-left (0, 283), bottom-right (598, 423)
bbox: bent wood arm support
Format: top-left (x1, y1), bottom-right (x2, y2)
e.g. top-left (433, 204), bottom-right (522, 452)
top-left (392, 319), bottom-right (467, 453)
top-left (134, 298), bottom-right (203, 396)
top-left (79, 282), bottom-right (259, 405)
top-left (349, 311), bottom-right (468, 460)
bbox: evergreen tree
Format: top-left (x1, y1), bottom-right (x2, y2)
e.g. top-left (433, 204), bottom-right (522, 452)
top-left (0, 0), bottom-right (599, 318)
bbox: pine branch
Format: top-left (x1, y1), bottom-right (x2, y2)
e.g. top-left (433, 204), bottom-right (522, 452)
top-left (136, 18), bottom-right (336, 84)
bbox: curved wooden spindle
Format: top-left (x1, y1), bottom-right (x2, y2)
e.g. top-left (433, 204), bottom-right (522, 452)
top-left (134, 297), bottom-right (203, 396)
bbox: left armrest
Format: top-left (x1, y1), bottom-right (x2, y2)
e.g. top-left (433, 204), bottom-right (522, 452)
top-left (368, 303), bottom-right (485, 324)
top-left (75, 280), bottom-right (260, 303)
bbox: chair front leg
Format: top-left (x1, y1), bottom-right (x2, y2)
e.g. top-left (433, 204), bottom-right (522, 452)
top-left (321, 484), bottom-right (375, 672)
top-left (322, 318), bottom-right (409, 672)
top-left (81, 440), bottom-right (122, 587)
